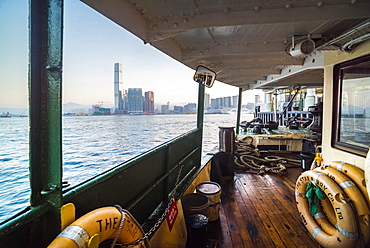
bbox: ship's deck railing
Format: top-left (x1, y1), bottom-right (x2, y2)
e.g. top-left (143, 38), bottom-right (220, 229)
top-left (0, 128), bottom-right (205, 246)
top-left (255, 111), bottom-right (312, 126)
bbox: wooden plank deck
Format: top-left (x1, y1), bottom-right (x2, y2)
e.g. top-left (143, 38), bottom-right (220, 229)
top-left (207, 167), bottom-right (318, 248)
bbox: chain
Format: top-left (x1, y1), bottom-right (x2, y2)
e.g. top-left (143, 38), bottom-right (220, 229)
top-left (114, 164), bottom-right (184, 247)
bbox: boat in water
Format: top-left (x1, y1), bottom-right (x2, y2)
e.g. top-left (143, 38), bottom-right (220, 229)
top-left (205, 109), bottom-right (229, 114)
top-left (1, 1), bottom-right (370, 247)
top-left (0, 112), bottom-right (11, 118)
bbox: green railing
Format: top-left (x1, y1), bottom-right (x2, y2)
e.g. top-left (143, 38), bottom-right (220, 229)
top-left (0, 128), bottom-right (204, 247)
top-left (63, 128), bottom-right (203, 223)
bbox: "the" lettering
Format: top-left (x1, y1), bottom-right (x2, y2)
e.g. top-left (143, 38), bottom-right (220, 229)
top-left (96, 217), bottom-right (119, 232)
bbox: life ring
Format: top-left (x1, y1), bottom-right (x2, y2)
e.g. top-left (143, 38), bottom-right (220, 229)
top-left (313, 204), bottom-right (337, 236)
top-left (320, 196), bottom-right (336, 226)
top-left (366, 152), bottom-right (370, 208)
top-left (295, 170), bottom-right (358, 248)
top-left (48, 206), bottom-right (147, 248)
top-left (314, 166), bottom-right (370, 246)
top-left (326, 161), bottom-right (369, 208)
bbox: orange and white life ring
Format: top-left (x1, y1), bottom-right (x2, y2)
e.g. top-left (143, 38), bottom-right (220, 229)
top-left (320, 196), bottom-right (337, 226)
top-left (366, 151), bottom-right (370, 208)
top-left (295, 170), bottom-right (358, 248)
top-left (313, 204), bottom-right (337, 236)
top-left (315, 166), bottom-right (370, 246)
top-left (48, 206), bottom-right (147, 248)
top-left (326, 161), bottom-right (369, 208)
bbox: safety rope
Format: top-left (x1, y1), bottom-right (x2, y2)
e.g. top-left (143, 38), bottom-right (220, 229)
top-left (234, 138), bottom-right (300, 175)
top-left (111, 205), bottom-right (126, 248)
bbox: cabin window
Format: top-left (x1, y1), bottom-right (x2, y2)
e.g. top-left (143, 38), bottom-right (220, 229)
top-left (333, 54), bottom-right (370, 157)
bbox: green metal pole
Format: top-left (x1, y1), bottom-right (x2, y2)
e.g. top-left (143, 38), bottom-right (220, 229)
top-left (197, 84), bottom-right (205, 156)
top-left (236, 88), bottom-right (243, 134)
top-left (197, 84), bottom-right (205, 129)
top-left (29, 0), bottom-right (63, 244)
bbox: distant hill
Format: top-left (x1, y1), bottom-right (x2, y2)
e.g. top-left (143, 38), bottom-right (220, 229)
top-left (1, 103), bottom-right (111, 115)
top-left (62, 102), bottom-right (90, 114)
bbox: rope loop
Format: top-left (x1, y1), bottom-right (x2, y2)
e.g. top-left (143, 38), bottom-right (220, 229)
top-left (233, 139), bottom-right (296, 174)
top-left (111, 205), bottom-right (126, 248)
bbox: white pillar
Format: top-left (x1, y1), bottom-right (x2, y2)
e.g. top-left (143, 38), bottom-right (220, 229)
top-left (114, 63), bottom-right (122, 112)
top-left (304, 88), bottom-right (315, 110)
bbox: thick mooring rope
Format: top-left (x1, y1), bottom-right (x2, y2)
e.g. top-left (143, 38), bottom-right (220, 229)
top-left (234, 139), bottom-right (300, 175)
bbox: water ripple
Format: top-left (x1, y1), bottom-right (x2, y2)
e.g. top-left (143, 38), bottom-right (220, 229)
top-left (0, 113), bottom-right (249, 223)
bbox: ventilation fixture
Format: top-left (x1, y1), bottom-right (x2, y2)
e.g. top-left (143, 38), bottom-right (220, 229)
top-left (289, 36), bottom-right (315, 57)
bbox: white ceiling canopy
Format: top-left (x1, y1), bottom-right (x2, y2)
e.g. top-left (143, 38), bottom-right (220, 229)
top-left (82, 0), bottom-right (370, 90)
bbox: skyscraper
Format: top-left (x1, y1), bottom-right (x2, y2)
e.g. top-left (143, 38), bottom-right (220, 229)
top-left (223, 96), bottom-right (231, 108)
top-left (232, 95), bottom-right (238, 108)
top-left (211, 98), bottom-right (218, 109)
top-left (127, 88), bottom-right (143, 113)
top-left (114, 63), bottom-right (123, 113)
top-left (144, 91), bottom-right (154, 113)
top-left (205, 93), bottom-right (210, 110)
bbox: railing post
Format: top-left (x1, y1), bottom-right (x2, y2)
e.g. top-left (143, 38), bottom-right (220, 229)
top-left (29, 0), bottom-right (63, 244)
top-left (197, 84), bottom-right (205, 156)
top-left (197, 84), bottom-right (205, 129)
top-left (236, 87), bottom-right (242, 134)
top-left (274, 89), bottom-right (278, 122)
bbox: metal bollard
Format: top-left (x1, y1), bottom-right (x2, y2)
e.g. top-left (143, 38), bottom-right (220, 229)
top-left (186, 214), bottom-right (208, 248)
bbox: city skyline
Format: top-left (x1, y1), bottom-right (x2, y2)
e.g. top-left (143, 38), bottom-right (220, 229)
top-left (111, 62), bottom-right (247, 115)
top-left (61, 86), bottom-right (247, 114)
top-left (0, 0), bottom-right (263, 111)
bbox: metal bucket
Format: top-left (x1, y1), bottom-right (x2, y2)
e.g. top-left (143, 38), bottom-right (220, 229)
top-left (181, 193), bottom-right (209, 221)
top-left (196, 182), bottom-right (221, 221)
top-left (219, 126), bottom-right (235, 154)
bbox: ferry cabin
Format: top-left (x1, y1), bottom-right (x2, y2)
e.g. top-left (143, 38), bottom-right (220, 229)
top-left (0, 0), bottom-right (370, 247)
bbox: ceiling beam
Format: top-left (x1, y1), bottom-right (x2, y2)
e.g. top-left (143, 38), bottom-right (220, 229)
top-left (253, 51), bottom-right (325, 89)
top-left (217, 75), bottom-right (266, 81)
top-left (208, 58), bottom-right (303, 71)
top-left (182, 42), bottom-right (288, 61)
top-left (185, 53), bottom-right (303, 69)
top-left (82, 0), bottom-right (148, 41)
top-left (150, 38), bottom-right (183, 63)
top-left (146, 2), bottom-right (370, 42)
top-left (218, 68), bottom-right (281, 77)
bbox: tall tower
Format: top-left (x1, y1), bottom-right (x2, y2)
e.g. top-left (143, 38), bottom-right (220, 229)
top-left (127, 88), bottom-right (143, 113)
top-left (114, 63), bottom-right (123, 112)
top-left (144, 91), bottom-right (154, 113)
top-left (205, 93), bottom-right (210, 110)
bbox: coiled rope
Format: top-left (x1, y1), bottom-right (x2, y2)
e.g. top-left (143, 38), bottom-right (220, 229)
top-left (234, 138), bottom-right (301, 175)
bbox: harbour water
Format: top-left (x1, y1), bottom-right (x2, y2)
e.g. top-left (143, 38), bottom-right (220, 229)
top-left (0, 113), bottom-right (252, 223)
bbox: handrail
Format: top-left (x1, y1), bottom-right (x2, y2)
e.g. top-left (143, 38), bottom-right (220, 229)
top-left (63, 128), bottom-right (201, 194)
top-left (0, 203), bottom-right (50, 237)
top-left (126, 147), bottom-right (199, 210)
top-left (0, 128), bottom-right (204, 246)
top-left (255, 110), bottom-right (312, 126)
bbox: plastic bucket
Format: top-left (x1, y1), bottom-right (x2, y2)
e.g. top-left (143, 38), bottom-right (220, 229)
top-left (196, 182), bottom-right (222, 221)
top-left (181, 193), bottom-right (209, 220)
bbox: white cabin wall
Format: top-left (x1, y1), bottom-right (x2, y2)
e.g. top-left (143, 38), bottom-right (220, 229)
top-left (321, 40), bottom-right (370, 170)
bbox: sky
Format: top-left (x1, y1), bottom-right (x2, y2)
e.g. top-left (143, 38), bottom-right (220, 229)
top-left (0, 0), bottom-right (263, 110)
